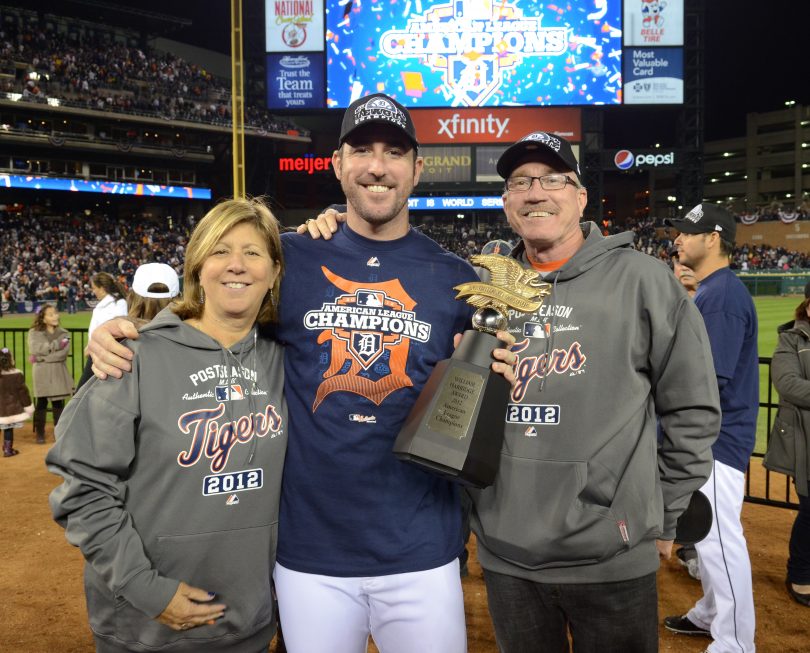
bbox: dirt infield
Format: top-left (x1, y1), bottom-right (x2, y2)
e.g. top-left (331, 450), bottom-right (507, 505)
top-left (3, 424), bottom-right (808, 652)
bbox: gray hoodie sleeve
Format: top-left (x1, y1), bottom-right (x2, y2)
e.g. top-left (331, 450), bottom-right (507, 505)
top-left (46, 368), bottom-right (180, 619)
top-left (653, 295), bottom-right (721, 538)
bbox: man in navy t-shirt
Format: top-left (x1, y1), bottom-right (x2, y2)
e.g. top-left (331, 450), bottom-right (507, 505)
top-left (664, 204), bottom-right (758, 653)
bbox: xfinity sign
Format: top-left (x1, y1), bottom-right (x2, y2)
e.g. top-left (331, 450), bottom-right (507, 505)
top-left (437, 113), bottom-right (509, 140)
top-left (613, 149), bottom-right (675, 170)
top-left (410, 107), bottom-right (581, 145)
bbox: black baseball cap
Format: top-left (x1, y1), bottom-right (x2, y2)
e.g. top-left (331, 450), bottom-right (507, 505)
top-left (497, 131), bottom-right (581, 180)
top-left (804, 281), bottom-right (810, 299)
top-left (665, 203), bottom-right (737, 244)
top-left (338, 94), bottom-right (418, 151)
top-left (674, 490), bottom-right (713, 545)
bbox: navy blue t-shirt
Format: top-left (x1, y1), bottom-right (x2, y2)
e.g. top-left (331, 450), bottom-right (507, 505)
top-left (694, 267), bottom-right (758, 472)
top-left (275, 223), bottom-right (477, 576)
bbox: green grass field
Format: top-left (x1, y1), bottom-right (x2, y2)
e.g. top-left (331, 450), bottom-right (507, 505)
top-left (0, 296), bottom-right (802, 448)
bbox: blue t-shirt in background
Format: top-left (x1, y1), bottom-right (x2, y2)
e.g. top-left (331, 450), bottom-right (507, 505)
top-left (694, 267), bottom-right (759, 472)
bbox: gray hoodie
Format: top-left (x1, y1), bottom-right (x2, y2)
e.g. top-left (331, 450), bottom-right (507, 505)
top-left (47, 309), bottom-right (287, 652)
top-left (471, 223), bottom-right (720, 583)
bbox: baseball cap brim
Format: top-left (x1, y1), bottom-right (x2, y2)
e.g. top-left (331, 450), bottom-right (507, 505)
top-left (497, 140), bottom-right (578, 180)
top-left (674, 491), bottom-right (713, 545)
top-left (663, 218), bottom-right (710, 234)
top-left (340, 119), bottom-right (418, 150)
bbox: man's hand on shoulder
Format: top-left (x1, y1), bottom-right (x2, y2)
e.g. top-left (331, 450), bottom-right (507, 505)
top-left (89, 317), bottom-right (140, 379)
top-left (295, 207), bottom-right (345, 240)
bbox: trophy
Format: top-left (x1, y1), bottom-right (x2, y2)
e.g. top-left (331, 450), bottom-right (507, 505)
top-left (393, 254), bottom-right (552, 488)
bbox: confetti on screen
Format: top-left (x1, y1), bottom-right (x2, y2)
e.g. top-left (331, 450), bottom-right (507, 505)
top-left (401, 71), bottom-right (428, 97)
top-left (326, 0), bottom-right (622, 107)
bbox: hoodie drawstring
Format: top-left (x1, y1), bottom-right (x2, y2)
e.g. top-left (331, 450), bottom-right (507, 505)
top-left (221, 329), bottom-right (259, 466)
top-left (538, 273), bottom-right (560, 394)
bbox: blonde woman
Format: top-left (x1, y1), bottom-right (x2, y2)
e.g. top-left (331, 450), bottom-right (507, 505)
top-left (47, 198), bottom-right (288, 652)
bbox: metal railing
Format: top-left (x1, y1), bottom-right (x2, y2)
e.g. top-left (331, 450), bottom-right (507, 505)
top-left (0, 327), bottom-right (88, 387)
top-left (748, 356), bottom-right (799, 510)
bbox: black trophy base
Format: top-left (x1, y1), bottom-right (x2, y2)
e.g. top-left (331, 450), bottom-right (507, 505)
top-left (393, 330), bottom-right (509, 489)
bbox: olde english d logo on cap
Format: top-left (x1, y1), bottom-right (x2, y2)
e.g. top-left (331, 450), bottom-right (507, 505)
top-left (354, 97), bottom-right (407, 130)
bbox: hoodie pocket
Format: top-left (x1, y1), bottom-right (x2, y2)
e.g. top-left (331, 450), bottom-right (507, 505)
top-left (473, 457), bottom-right (628, 570)
top-left (113, 523), bottom-right (277, 649)
top-left (764, 408), bottom-right (798, 477)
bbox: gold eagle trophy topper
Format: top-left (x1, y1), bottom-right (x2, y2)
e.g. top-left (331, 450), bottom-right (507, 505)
top-left (393, 253), bottom-right (552, 488)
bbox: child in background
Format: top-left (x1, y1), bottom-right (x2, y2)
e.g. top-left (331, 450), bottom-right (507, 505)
top-left (0, 347), bottom-right (34, 457)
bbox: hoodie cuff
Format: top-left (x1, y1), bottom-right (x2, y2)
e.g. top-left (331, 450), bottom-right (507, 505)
top-left (661, 511), bottom-right (678, 541)
top-left (119, 568), bottom-right (180, 619)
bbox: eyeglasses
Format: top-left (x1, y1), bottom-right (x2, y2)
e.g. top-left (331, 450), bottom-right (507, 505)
top-left (505, 174), bottom-right (580, 192)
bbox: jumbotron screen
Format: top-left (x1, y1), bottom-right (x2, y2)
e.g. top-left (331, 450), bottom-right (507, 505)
top-left (325, 0), bottom-right (622, 108)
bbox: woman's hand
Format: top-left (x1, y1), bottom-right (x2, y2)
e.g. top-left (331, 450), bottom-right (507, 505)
top-left (156, 581), bottom-right (227, 631)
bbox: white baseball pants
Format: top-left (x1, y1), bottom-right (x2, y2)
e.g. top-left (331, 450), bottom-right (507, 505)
top-left (273, 559), bottom-right (467, 653)
top-left (687, 460), bottom-right (756, 653)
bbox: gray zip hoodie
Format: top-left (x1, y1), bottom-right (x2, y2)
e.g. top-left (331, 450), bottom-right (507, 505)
top-left (47, 308), bottom-right (287, 652)
top-left (471, 223), bottom-right (720, 583)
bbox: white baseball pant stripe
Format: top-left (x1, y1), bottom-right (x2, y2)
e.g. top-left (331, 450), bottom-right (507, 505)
top-left (273, 559), bottom-right (467, 653)
top-left (688, 460), bottom-right (756, 653)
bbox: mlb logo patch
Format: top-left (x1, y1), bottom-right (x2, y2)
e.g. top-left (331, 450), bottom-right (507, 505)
top-left (524, 322), bottom-right (549, 339)
top-left (215, 384), bottom-right (245, 401)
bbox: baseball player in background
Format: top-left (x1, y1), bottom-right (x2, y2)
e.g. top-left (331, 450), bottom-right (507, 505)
top-left (664, 204), bottom-right (758, 653)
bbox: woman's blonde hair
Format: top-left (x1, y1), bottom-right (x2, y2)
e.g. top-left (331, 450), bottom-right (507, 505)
top-left (172, 197), bottom-right (284, 324)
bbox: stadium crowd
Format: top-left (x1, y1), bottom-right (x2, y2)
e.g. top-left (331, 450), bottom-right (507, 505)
top-left (3, 207), bottom-right (810, 310)
top-left (0, 7), bottom-right (306, 136)
top-left (414, 214), bottom-right (810, 271)
top-left (0, 208), bottom-right (188, 309)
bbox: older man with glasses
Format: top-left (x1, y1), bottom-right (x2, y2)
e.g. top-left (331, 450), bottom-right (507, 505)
top-left (466, 132), bottom-right (723, 653)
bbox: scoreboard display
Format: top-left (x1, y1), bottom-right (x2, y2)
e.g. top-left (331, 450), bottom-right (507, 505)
top-left (265, 0), bottom-right (684, 110)
top-left (325, 0), bottom-right (622, 108)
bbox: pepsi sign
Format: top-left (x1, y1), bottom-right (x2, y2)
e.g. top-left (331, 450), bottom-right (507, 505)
top-left (614, 150), bottom-right (635, 169)
top-left (611, 149), bottom-right (675, 170)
